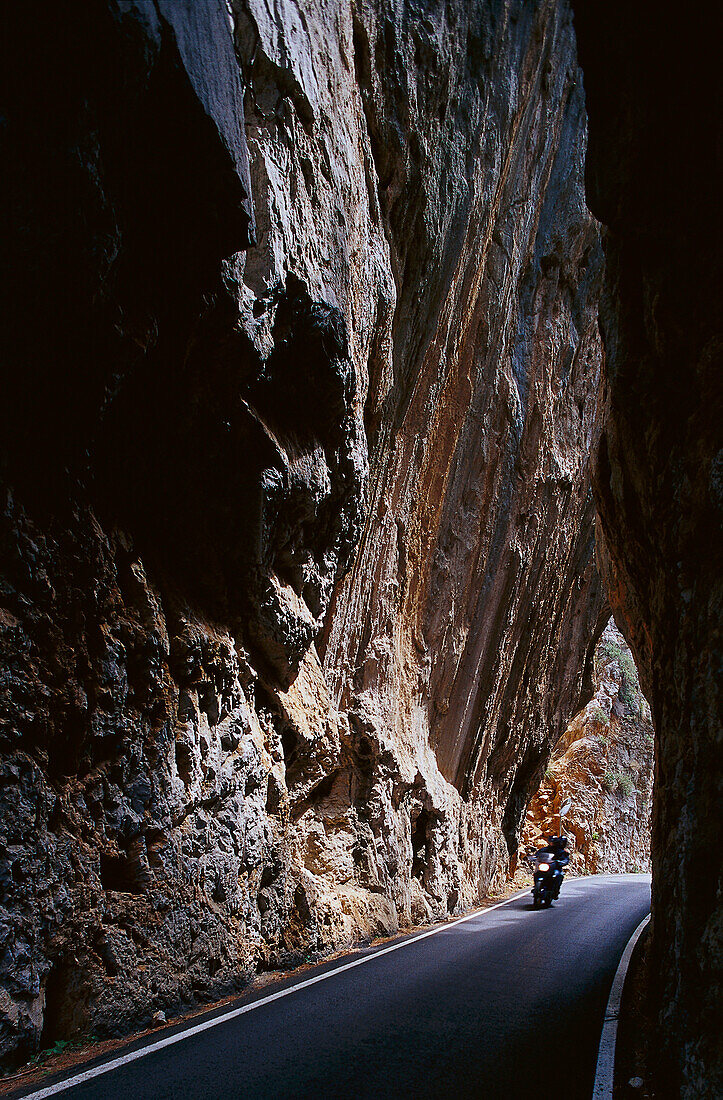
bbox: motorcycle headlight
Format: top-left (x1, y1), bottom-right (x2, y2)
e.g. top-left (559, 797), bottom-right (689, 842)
top-left (538, 862), bottom-right (550, 871)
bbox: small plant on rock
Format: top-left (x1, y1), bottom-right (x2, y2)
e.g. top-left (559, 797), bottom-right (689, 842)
top-left (617, 773), bottom-right (635, 797)
top-left (602, 770), bottom-right (635, 797)
top-left (596, 634), bottom-right (643, 716)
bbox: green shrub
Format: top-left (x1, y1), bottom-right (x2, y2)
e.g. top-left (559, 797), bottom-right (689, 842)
top-left (595, 634), bottom-right (642, 715)
top-left (618, 774), bottom-right (634, 797)
top-left (30, 1040), bottom-right (73, 1065)
top-left (27, 1034), bottom-right (100, 1068)
top-left (602, 770), bottom-right (635, 797)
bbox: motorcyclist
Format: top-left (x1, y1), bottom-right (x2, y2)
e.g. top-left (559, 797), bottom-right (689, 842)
top-left (532, 835), bottom-right (570, 899)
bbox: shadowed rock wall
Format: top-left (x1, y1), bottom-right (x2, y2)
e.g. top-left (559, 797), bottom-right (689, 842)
top-left (572, 3), bottom-right (722, 1095)
top-left (0, 0), bottom-right (604, 1063)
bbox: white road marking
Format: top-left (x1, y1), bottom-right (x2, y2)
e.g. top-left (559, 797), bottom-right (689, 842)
top-left (20, 888), bottom-right (531, 1099)
top-left (592, 911), bottom-right (651, 1099)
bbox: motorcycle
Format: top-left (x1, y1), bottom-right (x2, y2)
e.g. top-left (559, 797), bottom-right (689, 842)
top-left (531, 852), bottom-right (565, 909)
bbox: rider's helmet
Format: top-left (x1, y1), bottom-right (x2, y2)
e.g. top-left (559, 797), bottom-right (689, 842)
top-left (550, 835), bottom-right (568, 850)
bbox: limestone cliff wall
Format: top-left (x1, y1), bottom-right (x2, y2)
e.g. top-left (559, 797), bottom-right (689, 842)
top-left (522, 620), bottom-right (654, 874)
top-left (0, 0), bottom-right (604, 1064)
top-left (572, 3), bottom-right (722, 1095)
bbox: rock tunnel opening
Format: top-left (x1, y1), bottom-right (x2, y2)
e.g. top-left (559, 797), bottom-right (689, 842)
top-left (520, 619), bottom-right (655, 875)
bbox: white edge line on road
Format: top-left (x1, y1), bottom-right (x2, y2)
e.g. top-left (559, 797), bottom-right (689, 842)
top-left (592, 911), bottom-right (651, 1100)
top-left (20, 888), bottom-right (531, 1099)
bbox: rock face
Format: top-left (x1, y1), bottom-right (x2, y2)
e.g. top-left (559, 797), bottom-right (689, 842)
top-left (572, 4), bottom-right (722, 1096)
top-left (522, 619), bottom-right (654, 874)
top-left (0, 0), bottom-right (605, 1064)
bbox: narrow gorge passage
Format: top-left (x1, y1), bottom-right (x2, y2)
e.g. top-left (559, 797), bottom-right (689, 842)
top-left (0, 0), bottom-right (719, 1097)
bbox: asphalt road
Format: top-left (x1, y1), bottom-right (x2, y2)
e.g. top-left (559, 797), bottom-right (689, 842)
top-left (18, 873), bottom-right (650, 1100)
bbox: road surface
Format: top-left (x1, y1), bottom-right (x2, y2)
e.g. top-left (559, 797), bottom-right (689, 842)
top-left (16, 874), bottom-right (651, 1100)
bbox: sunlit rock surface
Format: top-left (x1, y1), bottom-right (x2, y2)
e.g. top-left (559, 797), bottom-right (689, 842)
top-left (522, 620), bottom-right (653, 874)
top-left (0, 0), bottom-right (604, 1063)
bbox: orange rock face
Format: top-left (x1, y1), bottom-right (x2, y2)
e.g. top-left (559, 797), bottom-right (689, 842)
top-left (522, 621), bottom-right (653, 874)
